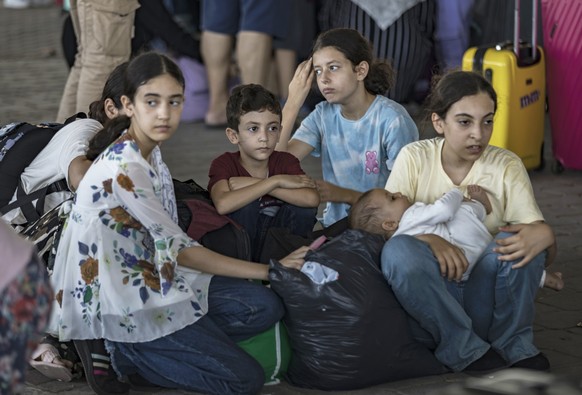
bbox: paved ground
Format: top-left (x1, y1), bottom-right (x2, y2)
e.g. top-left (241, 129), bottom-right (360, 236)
top-left (1, 4), bottom-right (581, 395)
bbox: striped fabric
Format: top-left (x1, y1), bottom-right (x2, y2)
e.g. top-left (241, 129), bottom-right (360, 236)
top-left (321, 0), bottom-right (436, 102)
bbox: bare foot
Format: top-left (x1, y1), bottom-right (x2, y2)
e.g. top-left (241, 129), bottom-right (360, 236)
top-left (468, 184), bottom-right (492, 214)
top-left (544, 271), bottom-right (564, 291)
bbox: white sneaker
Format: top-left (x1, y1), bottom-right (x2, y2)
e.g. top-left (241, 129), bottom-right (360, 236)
top-left (3, 0), bottom-right (31, 8)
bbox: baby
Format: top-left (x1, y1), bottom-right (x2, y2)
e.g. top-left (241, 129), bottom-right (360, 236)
top-left (349, 186), bottom-right (563, 289)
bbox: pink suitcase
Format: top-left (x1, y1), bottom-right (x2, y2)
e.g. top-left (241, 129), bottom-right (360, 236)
top-left (541, 0), bottom-right (582, 172)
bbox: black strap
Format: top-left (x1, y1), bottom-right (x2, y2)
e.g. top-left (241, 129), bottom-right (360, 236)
top-left (0, 179), bottom-right (69, 222)
top-left (1, 113), bottom-right (84, 220)
top-left (64, 112), bottom-right (87, 124)
top-left (472, 46), bottom-right (490, 74)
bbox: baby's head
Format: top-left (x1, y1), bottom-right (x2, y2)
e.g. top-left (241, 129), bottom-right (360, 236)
top-left (348, 188), bottom-right (411, 239)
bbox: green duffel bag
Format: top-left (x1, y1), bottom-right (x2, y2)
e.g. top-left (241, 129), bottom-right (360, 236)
top-left (237, 321), bottom-right (291, 385)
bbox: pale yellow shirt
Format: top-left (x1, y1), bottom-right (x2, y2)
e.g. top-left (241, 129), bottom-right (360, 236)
top-left (386, 138), bottom-right (544, 235)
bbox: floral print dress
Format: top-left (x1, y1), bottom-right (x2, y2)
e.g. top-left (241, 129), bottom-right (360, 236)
top-left (48, 133), bottom-right (212, 343)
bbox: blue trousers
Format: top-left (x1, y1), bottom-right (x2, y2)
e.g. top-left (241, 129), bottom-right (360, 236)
top-left (228, 201), bottom-right (317, 261)
top-left (381, 233), bottom-right (545, 372)
top-left (107, 276), bottom-right (284, 394)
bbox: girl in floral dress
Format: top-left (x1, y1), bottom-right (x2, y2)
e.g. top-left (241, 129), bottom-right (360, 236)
top-left (48, 52), bottom-right (307, 395)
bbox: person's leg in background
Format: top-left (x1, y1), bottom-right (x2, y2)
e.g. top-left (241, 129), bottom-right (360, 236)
top-left (61, 13), bottom-right (77, 69)
top-left (56, 0), bottom-right (138, 122)
top-left (273, 0), bottom-right (317, 104)
top-left (236, 31), bottom-right (272, 86)
top-left (237, 0), bottom-right (291, 93)
top-left (56, 0), bottom-right (81, 122)
top-left (274, 47), bottom-right (296, 101)
top-left (200, 0), bottom-right (236, 127)
top-left (75, 0), bottom-right (138, 117)
top-left (434, 0), bottom-right (475, 71)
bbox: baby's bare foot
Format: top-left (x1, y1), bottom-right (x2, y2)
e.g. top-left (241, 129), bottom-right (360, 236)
top-left (544, 271), bottom-right (564, 291)
top-left (468, 184), bottom-right (492, 214)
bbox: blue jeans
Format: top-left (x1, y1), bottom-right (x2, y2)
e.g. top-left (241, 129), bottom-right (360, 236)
top-left (380, 233), bottom-right (545, 372)
top-left (464, 232), bottom-right (545, 364)
top-left (228, 201), bottom-right (317, 261)
top-left (107, 276), bottom-right (284, 394)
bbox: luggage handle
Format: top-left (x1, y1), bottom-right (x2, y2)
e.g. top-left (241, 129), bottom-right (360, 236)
top-left (514, 0), bottom-right (538, 59)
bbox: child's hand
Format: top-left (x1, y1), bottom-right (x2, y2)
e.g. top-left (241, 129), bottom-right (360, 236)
top-left (279, 246), bottom-right (310, 270)
top-left (315, 180), bottom-right (361, 204)
top-left (495, 222), bottom-right (555, 268)
top-left (287, 58), bottom-right (314, 108)
top-left (416, 234), bottom-right (468, 281)
top-left (315, 180), bottom-right (338, 202)
top-left (274, 174), bottom-right (317, 189)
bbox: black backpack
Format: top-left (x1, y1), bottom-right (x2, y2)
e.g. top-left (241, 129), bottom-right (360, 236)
top-left (173, 178), bottom-right (252, 261)
top-left (0, 113), bottom-right (86, 224)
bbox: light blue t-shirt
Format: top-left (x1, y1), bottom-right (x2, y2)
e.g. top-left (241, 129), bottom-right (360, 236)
top-left (292, 95), bottom-right (418, 227)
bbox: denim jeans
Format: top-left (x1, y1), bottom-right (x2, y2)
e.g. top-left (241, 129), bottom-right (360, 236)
top-left (228, 200), bottom-right (317, 261)
top-left (107, 276), bottom-right (284, 394)
top-left (464, 232), bottom-right (545, 364)
top-left (380, 233), bottom-right (545, 372)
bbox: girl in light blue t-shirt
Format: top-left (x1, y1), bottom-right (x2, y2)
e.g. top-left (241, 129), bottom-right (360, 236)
top-left (277, 28), bottom-right (418, 227)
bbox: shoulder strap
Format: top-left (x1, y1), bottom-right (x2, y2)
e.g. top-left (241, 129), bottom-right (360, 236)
top-left (0, 178), bottom-right (69, 222)
top-left (63, 112), bottom-right (87, 125)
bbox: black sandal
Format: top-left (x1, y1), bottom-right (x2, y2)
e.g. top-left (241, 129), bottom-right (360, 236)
top-left (73, 339), bottom-right (130, 395)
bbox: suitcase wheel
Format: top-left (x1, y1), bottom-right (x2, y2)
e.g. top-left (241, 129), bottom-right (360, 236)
top-left (551, 159), bottom-right (564, 174)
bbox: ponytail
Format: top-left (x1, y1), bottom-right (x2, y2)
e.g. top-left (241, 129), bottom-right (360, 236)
top-left (88, 99), bottom-right (107, 125)
top-left (86, 116), bottom-right (131, 161)
top-left (365, 61), bottom-right (395, 96)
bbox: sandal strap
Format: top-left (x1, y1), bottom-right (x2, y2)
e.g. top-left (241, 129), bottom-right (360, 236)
top-left (31, 343), bottom-right (60, 364)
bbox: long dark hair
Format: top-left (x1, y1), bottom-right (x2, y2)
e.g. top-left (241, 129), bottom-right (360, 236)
top-left (425, 70), bottom-right (498, 121)
top-left (312, 28), bottom-right (395, 95)
top-left (86, 52), bottom-right (185, 160)
top-left (87, 62), bottom-right (127, 125)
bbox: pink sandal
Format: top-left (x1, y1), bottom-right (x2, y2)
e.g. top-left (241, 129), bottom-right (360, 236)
top-left (29, 342), bottom-right (74, 382)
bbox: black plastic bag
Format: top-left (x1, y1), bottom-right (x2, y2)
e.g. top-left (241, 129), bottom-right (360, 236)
top-left (269, 229), bottom-right (445, 390)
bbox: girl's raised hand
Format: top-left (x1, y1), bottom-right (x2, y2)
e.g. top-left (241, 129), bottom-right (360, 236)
top-left (278, 59), bottom-right (315, 154)
top-left (287, 58), bottom-right (314, 108)
top-left (495, 222), bottom-right (555, 268)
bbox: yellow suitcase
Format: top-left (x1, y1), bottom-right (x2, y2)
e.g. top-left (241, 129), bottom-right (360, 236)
top-left (462, 0), bottom-right (545, 170)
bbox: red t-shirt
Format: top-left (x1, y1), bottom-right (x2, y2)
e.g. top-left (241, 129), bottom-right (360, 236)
top-left (208, 151), bottom-right (305, 208)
